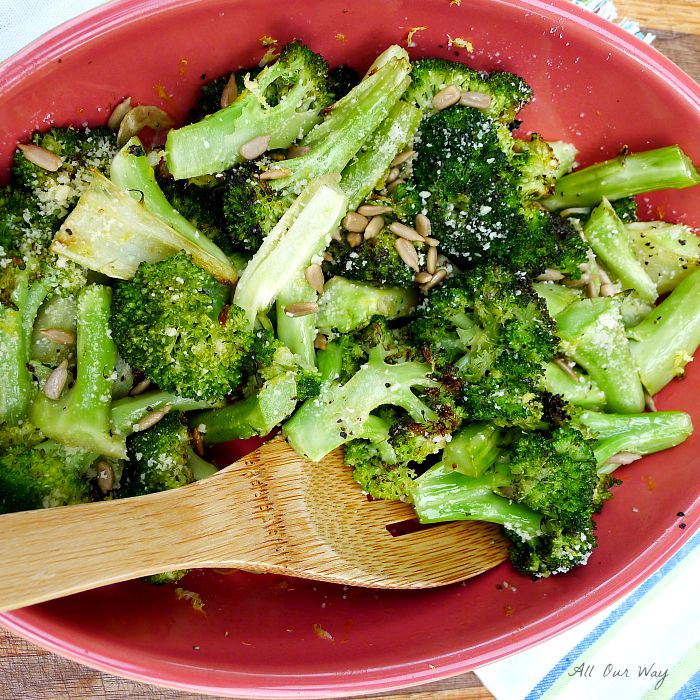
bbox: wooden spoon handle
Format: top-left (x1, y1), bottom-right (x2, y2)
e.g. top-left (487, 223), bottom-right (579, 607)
top-left (0, 459), bottom-right (274, 612)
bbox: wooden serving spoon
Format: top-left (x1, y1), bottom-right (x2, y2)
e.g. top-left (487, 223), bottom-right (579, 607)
top-left (0, 436), bottom-right (509, 611)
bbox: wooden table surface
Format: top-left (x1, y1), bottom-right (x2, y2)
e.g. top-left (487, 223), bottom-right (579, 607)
top-left (1, 1), bottom-right (698, 698)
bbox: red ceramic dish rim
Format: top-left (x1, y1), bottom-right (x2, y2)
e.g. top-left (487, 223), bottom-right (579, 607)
top-left (0, 0), bottom-right (699, 697)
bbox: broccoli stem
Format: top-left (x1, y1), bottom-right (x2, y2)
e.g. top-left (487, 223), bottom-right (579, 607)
top-left (440, 423), bottom-right (503, 477)
top-left (541, 146), bottom-right (700, 210)
top-left (556, 297), bottom-right (645, 413)
top-left (111, 390), bottom-right (223, 436)
top-left (576, 410), bottom-right (693, 472)
top-left (194, 372), bottom-right (299, 443)
top-left (30, 285), bottom-right (126, 458)
top-left (0, 273), bottom-right (48, 424)
top-left (188, 449), bottom-right (218, 480)
top-left (533, 281), bottom-right (581, 317)
top-left (110, 138), bottom-right (236, 281)
top-left (283, 346), bottom-right (437, 461)
top-left (316, 276), bottom-right (417, 335)
top-left (410, 463), bottom-right (541, 535)
top-left (233, 175), bottom-right (348, 329)
top-left (543, 362), bottom-right (606, 410)
top-left (52, 173), bottom-right (238, 284)
top-left (276, 273), bottom-right (318, 367)
top-left (270, 47), bottom-right (411, 194)
top-left (340, 101), bottom-right (421, 210)
top-left (584, 200), bottom-right (657, 304)
top-left (628, 268), bottom-right (700, 394)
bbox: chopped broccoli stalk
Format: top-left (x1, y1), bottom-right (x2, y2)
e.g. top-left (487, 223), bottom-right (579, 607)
top-left (316, 276), bottom-right (417, 335)
top-left (195, 373), bottom-right (298, 443)
top-left (144, 570), bottom-right (191, 586)
top-left (533, 281), bottom-right (581, 317)
top-left (543, 362), bottom-right (606, 410)
top-left (340, 101), bottom-right (421, 210)
top-left (111, 252), bottom-right (253, 401)
top-left (110, 138), bottom-right (236, 280)
top-left (189, 450), bottom-right (218, 480)
top-left (275, 272), bottom-right (318, 367)
top-left (165, 41), bottom-right (332, 178)
top-left (411, 426), bottom-right (603, 577)
top-left (0, 271), bottom-right (49, 424)
top-left (30, 285), bottom-right (126, 458)
top-left (284, 344), bottom-right (437, 461)
top-left (556, 297), bottom-right (645, 413)
top-left (625, 221), bottom-right (700, 294)
top-left (30, 294), bottom-right (77, 367)
top-left (541, 146), bottom-right (700, 210)
top-left (583, 200), bottom-right (657, 303)
top-left (405, 57), bottom-right (533, 122)
top-left (576, 409), bottom-right (693, 471)
top-left (411, 463), bottom-right (541, 533)
top-left (111, 390), bottom-right (223, 436)
top-left (267, 46), bottom-right (411, 196)
top-left (0, 440), bottom-right (94, 514)
top-left (233, 175), bottom-right (348, 328)
top-left (628, 268), bottom-right (700, 394)
top-left (52, 173), bottom-right (238, 284)
top-left (548, 141), bottom-right (577, 178)
top-left (439, 422), bottom-right (503, 477)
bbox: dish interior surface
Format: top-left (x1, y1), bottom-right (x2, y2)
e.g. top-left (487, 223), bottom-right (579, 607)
top-left (1, 0), bottom-right (699, 695)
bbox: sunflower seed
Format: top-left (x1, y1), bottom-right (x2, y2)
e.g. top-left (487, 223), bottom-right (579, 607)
top-left (432, 85), bottom-right (461, 111)
top-left (422, 268), bottom-right (447, 291)
top-left (286, 144), bottom-right (311, 158)
top-left (599, 283), bottom-right (616, 297)
top-left (554, 357), bottom-right (579, 381)
top-left (389, 222), bottom-right (424, 242)
top-left (96, 461), bottom-right (114, 494)
top-left (363, 215), bottom-right (384, 240)
top-left (347, 232), bottom-right (363, 248)
top-left (395, 238), bottom-right (420, 271)
top-left (644, 391), bottom-right (657, 412)
top-left (331, 227), bottom-right (342, 242)
top-left (386, 167), bottom-right (401, 184)
top-left (387, 178), bottom-right (404, 192)
top-left (414, 271), bottom-right (433, 284)
top-left (357, 204), bottom-right (393, 217)
top-left (389, 149), bottom-right (416, 168)
top-left (415, 213), bottom-right (432, 238)
top-left (192, 426), bottom-right (205, 457)
top-left (117, 105), bottom-right (175, 146)
top-left (134, 404), bottom-right (172, 432)
top-left (459, 91), bottom-right (492, 108)
top-left (220, 73), bottom-right (238, 108)
top-left (107, 96), bottom-right (133, 131)
top-left (314, 334), bottom-right (328, 351)
top-left (423, 237), bottom-right (440, 247)
top-left (258, 167), bottom-right (291, 180)
top-left (240, 134), bottom-right (271, 160)
top-left (305, 263), bottom-right (325, 293)
top-left (43, 359), bottom-right (69, 400)
top-left (585, 281), bottom-right (598, 298)
top-left (129, 378), bottom-right (152, 396)
top-left (426, 245), bottom-right (438, 274)
top-left (39, 328), bottom-right (75, 345)
top-left (343, 212), bottom-right (369, 232)
top-left (536, 268), bottom-right (565, 282)
top-left (284, 302), bottom-right (319, 317)
top-left (18, 144), bottom-right (62, 172)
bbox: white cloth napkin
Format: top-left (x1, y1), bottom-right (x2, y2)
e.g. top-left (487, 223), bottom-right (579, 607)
top-left (0, 2), bottom-right (696, 700)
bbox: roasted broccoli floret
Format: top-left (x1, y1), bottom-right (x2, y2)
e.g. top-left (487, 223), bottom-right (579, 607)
top-left (166, 41), bottom-right (333, 179)
top-left (0, 438), bottom-right (94, 514)
top-left (327, 64), bottom-right (360, 100)
top-left (405, 57), bottom-right (532, 122)
top-left (540, 145), bottom-right (700, 211)
top-left (111, 252), bottom-right (253, 401)
top-left (411, 425), bottom-right (606, 578)
top-left (411, 265), bottom-right (563, 428)
top-left (391, 106), bottom-right (587, 274)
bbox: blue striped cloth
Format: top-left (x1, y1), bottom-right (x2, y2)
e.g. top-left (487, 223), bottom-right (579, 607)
top-left (476, 532), bottom-right (700, 699)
